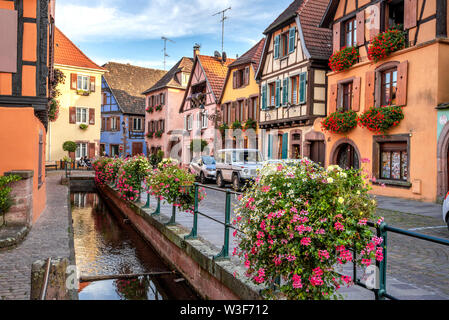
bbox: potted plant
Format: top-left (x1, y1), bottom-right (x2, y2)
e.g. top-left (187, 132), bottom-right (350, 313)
top-left (358, 105), bottom-right (404, 133)
top-left (62, 141), bottom-right (77, 171)
top-left (79, 124), bottom-right (89, 130)
top-left (328, 46), bottom-right (360, 72)
top-left (368, 26), bottom-right (406, 62)
top-left (321, 110), bottom-right (358, 134)
top-left (77, 89), bottom-right (90, 96)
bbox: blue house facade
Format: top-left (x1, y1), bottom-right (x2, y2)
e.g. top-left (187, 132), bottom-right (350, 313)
top-left (100, 62), bottom-right (166, 157)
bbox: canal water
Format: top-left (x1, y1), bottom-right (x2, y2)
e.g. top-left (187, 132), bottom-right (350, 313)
top-left (70, 191), bottom-right (200, 300)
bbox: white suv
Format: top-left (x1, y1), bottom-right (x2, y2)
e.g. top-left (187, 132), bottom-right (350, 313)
top-left (215, 149), bottom-right (263, 190)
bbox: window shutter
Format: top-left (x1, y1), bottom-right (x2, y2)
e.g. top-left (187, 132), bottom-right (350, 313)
top-left (356, 10), bottom-right (365, 46)
top-left (267, 134), bottom-right (273, 159)
top-left (332, 22), bottom-right (341, 53)
top-left (352, 77), bottom-right (361, 111)
top-left (245, 66), bottom-right (250, 85)
top-left (69, 107), bottom-right (76, 124)
top-left (274, 35), bottom-right (280, 59)
top-left (262, 84), bottom-right (267, 110)
top-left (90, 76), bottom-right (96, 92)
top-left (299, 73), bottom-right (307, 104)
top-left (329, 84), bottom-right (338, 114)
top-left (88, 143), bottom-right (96, 158)
top-left (369, 3), bottom-right (381, 40)
top-left (184, 115), bottom-right (187, 129)
top-left (233, 71), bottom-right (237, 89)
top-left (404, 0), bottom-right (417, 29)
top-left (396, 61), bottom-right (408, 106)
top-left (365, 70), bottom-right (375, 109)
top-left (275, 80), bottom-right (281, 108)
top-left (89, 108), bottom-right (95, 125)
top-left (106, 117), bottom-right (111, 131)
top-left (70, 74), bottom-right (77, 90)
top-left (282, 133), bottom-right (289, 159)
top-left (288, 27), bottom-right (295, 53)
top-left (283, 78), bottom-right (288, 105)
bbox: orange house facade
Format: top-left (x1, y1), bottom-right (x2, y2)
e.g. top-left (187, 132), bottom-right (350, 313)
top-left (318, 0), bottom-right (449, 202)
top-left (0, 0), bottom-right (55, 223)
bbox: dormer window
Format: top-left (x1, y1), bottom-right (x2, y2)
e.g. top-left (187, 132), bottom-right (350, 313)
top-left (274, 27), bottom-right (296, 59)
top-left (181, 72), bottom-right (190, 86)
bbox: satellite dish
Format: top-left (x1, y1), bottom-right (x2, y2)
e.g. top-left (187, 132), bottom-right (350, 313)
top-left (222, 52), bottom-right (227, 62)
top-left (214, 51), bottom-right (221, 58)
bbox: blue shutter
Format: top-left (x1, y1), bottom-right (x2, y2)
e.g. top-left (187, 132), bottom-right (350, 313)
top-left (262, 84), bottom-right (267, 110)
top-left (275, 80), bottom-right (281, 108)
top-left (274, 35), bottom-right (280, 59)
top-left (299, 72), bottom-right (307, 104)
top-left (267, 134), bottom-right (273, 159)
top-left (289, 27), bottom-right (296, 53)
top-left (282, 133), bottom-right (289, 159)
top-left (283, 78), bottom-right (288, 105)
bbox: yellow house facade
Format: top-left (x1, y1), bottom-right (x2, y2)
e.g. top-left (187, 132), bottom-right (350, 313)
top-left (219, 39), bottom-right (265, 149)
top-left (47, 28), bottom-right (105, 162)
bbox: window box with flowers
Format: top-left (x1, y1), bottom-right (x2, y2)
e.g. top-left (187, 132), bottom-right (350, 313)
top-left (328, 47), bottom-right (359, 72)
top-left (321, 110), bottom-right (358, 134)
top-left (358, 105), bottom-right (404, 134)
top-left (76, 89), bottom-right (90, 96)
top-left (155, 105), bottom-right (163, 112)
top-left (219, 123), bottom-right (229, 137)
top-left (48, 98), bottom-right (60, 122)
top-left (368, 26), bottom-right (406, 63)
top-left (146, 106), bottom-right (154, 113)
top-left (79, 124), bottom-right (89, 130)
top-left (231, 121), bottom-right (242, 130)
top-left (155, 130), bottom-right (163, 138)
top-left (243, 118), bottom-right (257, 131)
top-left (146, 132), bottom-right (154, 139)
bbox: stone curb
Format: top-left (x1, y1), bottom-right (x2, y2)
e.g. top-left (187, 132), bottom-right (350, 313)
top-left (0, 226), bottom-right (30, 250)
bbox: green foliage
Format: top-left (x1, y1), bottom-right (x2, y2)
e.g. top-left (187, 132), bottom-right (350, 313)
top-left (358, 105), bottom-right (404, 133)
top-left (321, 110), bottom-right (358, 134)
top-left (233, 160), bottom-right (382, 300)
top-left (79, 124), bottom-right (89, 130)
top-left (149, 150), bottom-right (164, 168)
top-left (0, 175), bottom-right (21, 216)
top-left (116, 155), bottom-right (152, 201)
top-left (244, 118), bottom-right (257, 130)
top-left (63, 141), bottom-right (77, 153)
top-left (231, 121), bottom-right (242, 130)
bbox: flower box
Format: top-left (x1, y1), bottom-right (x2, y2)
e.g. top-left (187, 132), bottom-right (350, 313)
top-left (321, 110), bottom-right (358, 134)
top-left (368, 27), bottom-right (406, 62)
top-left (328, 47), bottom-right (360, 72)
top-left (358, 105), bottom-right (404, 133)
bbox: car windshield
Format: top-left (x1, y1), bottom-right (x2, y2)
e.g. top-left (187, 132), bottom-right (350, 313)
top-left (202, 156), bottom-right (215, 165)
top-left (233, 150), bottom-right (262, 163)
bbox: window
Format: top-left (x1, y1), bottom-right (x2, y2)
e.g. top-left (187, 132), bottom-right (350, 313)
top-left (76, 107), bottom-right (88, 124)
top-left (380, 142), bottom-right (408, 181)
top-left (227, 104), bottom-right (231, 123)
top-left (201, 111), bottom-right (208, 129)
top-left (239, 100), bottom-right (244, 121)
top-left (159, 120), bottom-right (165, 132)
top-left (77, 75), bottom-right (89, 91)
top-left (291, 76), bottom-right (298, 104)
top-left (386, 0), bottom-right (404, 30)
top-left (344, 18), bottom-right (357, 47)
top-left (133, 118), bottom-right (143, 131)
top-left (381, 68), bottom-right (398, 105)
top-left (76, 143), bottom-right (88, 160)
top-left (111, 117), bottom-right (118, 131)
top-left (110, 145), bottom-right (120, 157)
top-left (269, 83), bottom-right (275, 106)
top-left (160, 93), bottom-right (165, 105)
top-left (186, 115), bottom-right (193, 131)
top-left (280, 32), bottom-right (289, 58)
top-left (261, 84), bottom-right (267, 110)
top-left (336, 143), bottom-right (359, 170)
top-left (181, 73), bottom-right (190, 86)
top-left (233, 69), bottom-right (245, 88)
top-left (341, 82), bottom-right (353, 111)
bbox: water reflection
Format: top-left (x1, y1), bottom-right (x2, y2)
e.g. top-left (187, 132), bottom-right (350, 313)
top-left (71, 192), bottom-right (199, 300)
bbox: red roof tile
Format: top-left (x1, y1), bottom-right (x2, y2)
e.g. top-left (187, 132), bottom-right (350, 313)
top-left (54, 27), bottom-right (104, 71)
top-left (198, 55), bottom-right (235, 101)
top-left (229, 38), bottom-right (266, 69)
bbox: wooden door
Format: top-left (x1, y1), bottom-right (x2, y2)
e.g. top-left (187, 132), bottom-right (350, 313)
top-left (310, 141), bottom-right (325, 166)
top-left (132, 142), bottom-right (143, 156)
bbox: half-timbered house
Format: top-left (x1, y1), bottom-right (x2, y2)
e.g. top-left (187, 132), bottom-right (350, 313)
top-left (256, 0), bottom-right (332, 163)
top-left (179, 46), bottom-right (234, 164)
top-left (318, 0), bottom-right (449, 202)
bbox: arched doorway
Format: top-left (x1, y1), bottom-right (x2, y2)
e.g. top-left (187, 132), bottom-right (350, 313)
top-left (330, 139), bottom-right (361, 170)
top-left (437, 120), bottom-right (449, 199)
top-left (304, 131), bottom-right (325, 166)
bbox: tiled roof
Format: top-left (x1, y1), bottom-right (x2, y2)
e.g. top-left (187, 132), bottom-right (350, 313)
top-left (142, 57), bottom-right (193, 94)
top-left (264, 0), bottom-right (304, 34)
top-left (103, 62), bottom-right (166, 115)
top-left (198, 55), bottom-right (235, 101)
top-left (298, 0), bottom-right (332, 59)
top-left (229, 38), bottom-right (265, 69)
top-left (54, 27), bottom-right (104, 71)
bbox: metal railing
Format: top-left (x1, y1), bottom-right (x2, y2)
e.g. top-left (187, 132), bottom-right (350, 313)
top-left (140, 182), bottom-right (449, 300)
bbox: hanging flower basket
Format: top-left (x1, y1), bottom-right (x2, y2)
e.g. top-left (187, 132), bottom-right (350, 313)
top-left (358, 105), bottom-right (404, 133)
top-left (48, 98), bottom-right (60, 122)
top-left (321, 110), bottom-right (358, 134)
top-left (79, 124), bottom-right (89, 130)
top-left (328, 47), bottom-right (360, 72)
top-left (368, 26), bottom-right (406, 62)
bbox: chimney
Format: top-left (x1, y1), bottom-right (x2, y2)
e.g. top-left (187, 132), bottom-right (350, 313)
top-left (193, 44), bottom-right (201, 58)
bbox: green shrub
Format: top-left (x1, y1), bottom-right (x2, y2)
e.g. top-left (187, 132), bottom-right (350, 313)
top-left (0, 174), bottom-right (21, 217)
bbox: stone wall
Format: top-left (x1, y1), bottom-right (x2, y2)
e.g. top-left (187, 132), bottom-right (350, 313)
top-left (97, 183), bottom-right (262, 300)
top-left (4, 170), bottom-right (34, 227)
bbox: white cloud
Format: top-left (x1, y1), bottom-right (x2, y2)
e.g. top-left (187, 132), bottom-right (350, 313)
top-left (55, 0), bottom-right (276, 43)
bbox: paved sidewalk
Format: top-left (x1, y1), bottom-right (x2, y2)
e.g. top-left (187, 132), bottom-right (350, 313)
top-left (0, 172), bottom-right (72, 300)
top-left (375, 195), bottom-right (442, 219)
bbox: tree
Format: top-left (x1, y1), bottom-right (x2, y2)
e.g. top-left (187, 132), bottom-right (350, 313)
top-left (63, 141), bottom-right (77, 159)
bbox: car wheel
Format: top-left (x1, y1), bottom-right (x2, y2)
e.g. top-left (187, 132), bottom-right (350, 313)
top-left (216, 172), bottom-right (224, 188)
top-left (232, 174), bottom-right (241, 191)
top-left (200, 172), bottom-right (206, 184)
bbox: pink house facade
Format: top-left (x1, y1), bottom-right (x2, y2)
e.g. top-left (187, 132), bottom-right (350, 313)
top-left (179, 48), bottom-right (235, 164)
top-left (143, 57), bottom-right (193, 158)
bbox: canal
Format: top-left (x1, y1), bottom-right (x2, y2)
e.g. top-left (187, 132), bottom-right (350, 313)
top-left (70, 191), bottom-right (200, 300)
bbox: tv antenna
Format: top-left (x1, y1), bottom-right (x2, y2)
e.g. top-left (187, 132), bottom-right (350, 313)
top-left (213, 7), bottom-right (231, 54)
top-left (161, 36), bottom-right (175, 71)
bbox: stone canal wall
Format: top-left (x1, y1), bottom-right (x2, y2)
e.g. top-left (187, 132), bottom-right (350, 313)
top-left (97, 183), bottom-right (262, 300)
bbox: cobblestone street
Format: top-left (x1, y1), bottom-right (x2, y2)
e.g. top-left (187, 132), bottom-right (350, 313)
top-left (0, 173), bottom-right (72, 300)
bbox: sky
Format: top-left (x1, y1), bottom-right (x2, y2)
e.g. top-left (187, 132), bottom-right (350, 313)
top-left (55, 0), bottom-right (294, 70)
